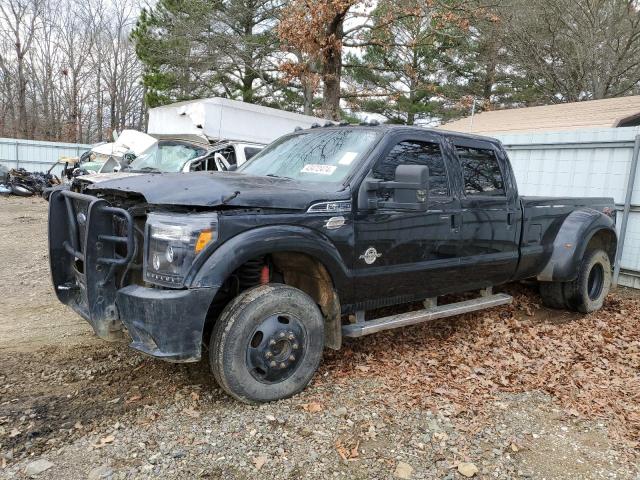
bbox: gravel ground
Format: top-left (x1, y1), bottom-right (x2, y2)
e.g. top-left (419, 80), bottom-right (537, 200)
top-left (0, 196), bottom-right (639, 479)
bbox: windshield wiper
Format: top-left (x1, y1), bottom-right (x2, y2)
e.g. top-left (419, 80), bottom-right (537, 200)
top-left (265, 173), bottom-right (292, 180)
top-left (132, 166), bottom-right (162, 173)
top-left (222, 190), bottom-right (240, 205)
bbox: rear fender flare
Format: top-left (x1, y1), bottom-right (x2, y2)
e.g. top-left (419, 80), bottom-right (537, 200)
top-left (537, 209), bottom-right (617, 282)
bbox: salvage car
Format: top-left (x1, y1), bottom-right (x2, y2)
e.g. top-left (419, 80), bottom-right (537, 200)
top-left (48, 125), bottom-right (617, 403)
top-left (71, 129), bottom-right (158, 175)
top-left (124, 138), bottom-right (264, 173)
top-left (70, 133), bottom-right (263, 178)
top-left (69, 97), bottom-right (326, 180)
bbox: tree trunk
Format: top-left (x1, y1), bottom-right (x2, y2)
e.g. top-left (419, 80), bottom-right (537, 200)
top-left (16, 52), bottom-right (28, 138)
top-left (482, 40), bottom-right (498, 106)
top-left (41, 69), bottom-right (51, 139)
top-left (96, 63), bottom-right (103, 141)
top-left (407, 48), bottom-right (418, 125)
top-left (302, 78), bottom-right (314, 115)
top-left (110, 57), bottom-right (119, 134)
top-left (321, 14), bottom-right (345, 121)
top-left (69, 73), bottom-right (79, 143)
top-left (322, 55), bottom-right (341, 120)
top-left (140, 83), bottom-right (148, 131)
top-left (242, 73), bottom-right (257, 103)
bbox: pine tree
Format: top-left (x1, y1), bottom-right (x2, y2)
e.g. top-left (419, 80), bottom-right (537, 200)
top-left (342, 0), bottom-right (486, 124)
top-left (131, 0), bottom-right (289, 108)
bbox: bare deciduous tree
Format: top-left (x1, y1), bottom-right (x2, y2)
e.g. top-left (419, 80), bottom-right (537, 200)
top-left (504, 0), bottom-right (640, 102)
top-left (0, 0), bottom-right (44, 137)
top-left (0, 0), bottom-right (144, 142)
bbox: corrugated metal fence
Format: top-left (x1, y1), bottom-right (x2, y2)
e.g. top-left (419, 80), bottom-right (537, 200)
top-left (494, 127), bottom-right (640, 289)
top-left (0, 137), bottom-right (91, 177)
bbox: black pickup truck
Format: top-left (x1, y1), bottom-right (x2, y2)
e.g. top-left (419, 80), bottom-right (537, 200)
top-left (49, 125), bottom-right (617, 403)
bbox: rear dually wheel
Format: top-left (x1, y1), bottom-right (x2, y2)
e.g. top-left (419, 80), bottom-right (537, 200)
top-left (539, 248), bottom-right (611, 314)
top-left (563, 249), bottom-right (611, 313)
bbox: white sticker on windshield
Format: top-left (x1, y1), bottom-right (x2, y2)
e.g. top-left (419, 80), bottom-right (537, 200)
top-left (301, 164), bottom-right (337, 175)
top-left (338, 151), bottom-right (358, 165)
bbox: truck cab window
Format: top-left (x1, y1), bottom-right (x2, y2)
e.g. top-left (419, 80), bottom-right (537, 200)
top-left (206, 146), bottom-right (237, 171)
top-left (373, 140), bottom-right (449, 196)
top-left (244, 146), bottom-right (261, 160)
top-left (456, 146), bottom-right (505, 196)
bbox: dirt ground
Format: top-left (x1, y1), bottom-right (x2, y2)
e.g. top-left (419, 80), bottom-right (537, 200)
top-left (0, 196), bottom-right (639, 480)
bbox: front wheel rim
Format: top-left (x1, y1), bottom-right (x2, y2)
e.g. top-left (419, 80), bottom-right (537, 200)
top-left (246, 313), bottom-right (306, 384)
top-left (587, 263), bottom-right (605, 301)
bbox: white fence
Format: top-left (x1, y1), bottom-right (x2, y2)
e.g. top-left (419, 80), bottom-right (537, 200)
top-left (494, 127), bottom-right (640, 289)
top-left (0, 137), bottom-right (91, 176)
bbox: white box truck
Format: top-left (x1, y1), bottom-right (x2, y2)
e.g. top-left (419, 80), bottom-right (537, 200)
top-left (147, 97), bottom-right (328, 146)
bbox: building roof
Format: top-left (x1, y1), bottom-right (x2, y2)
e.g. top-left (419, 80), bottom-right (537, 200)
top-left (440, 96), bottom-right (640, 135)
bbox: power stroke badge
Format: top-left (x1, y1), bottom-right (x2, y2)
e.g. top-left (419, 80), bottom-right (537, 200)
top-left (359, 247), bottom-right (382, 265)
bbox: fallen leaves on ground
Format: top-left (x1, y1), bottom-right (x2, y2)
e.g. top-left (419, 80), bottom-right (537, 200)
top-left (92, 434), bottom-right (115, 448)
top-left (335, 437), bottom-right (360, 461)
top-left (457, 461), bottom-right (479, 477)
top-left (125, 394), bottom-right (142, 404)
top-left (301, 401), bottom-right (324, 413)
top-left (252, 455), bottom-right (267, 470)
top-left (393, 461), bottom-right (414, 479)
top-left (182, 407), bottom-right (200, 419)
top-left (319, 286), bottom-right (640, 448)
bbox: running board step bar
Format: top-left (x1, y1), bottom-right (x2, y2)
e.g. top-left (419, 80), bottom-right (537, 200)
top-left (342, 293), bottom-right (513, 338)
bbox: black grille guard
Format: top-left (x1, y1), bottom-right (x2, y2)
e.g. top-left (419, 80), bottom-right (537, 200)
top-left (60, 189), bottom-right (135, 284)
top-left (49, 188), bottom-right (136, 340)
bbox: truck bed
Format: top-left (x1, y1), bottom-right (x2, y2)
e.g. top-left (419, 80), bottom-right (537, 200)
top-left (520, 196), bottom-right (614, 210)
top-left (516, 195), bottom-right (615, 280)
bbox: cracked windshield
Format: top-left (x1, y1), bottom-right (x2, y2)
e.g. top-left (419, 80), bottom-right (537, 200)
top-left (129, 142), bottom-right (207, 173)
top-left (238, 129), bottom-right (380, 183)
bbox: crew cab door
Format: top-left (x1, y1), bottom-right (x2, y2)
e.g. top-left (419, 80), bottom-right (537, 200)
top-left (450, 138), bottom-right (522, 286)
top-left (353, 132), bottom-right (461, 307)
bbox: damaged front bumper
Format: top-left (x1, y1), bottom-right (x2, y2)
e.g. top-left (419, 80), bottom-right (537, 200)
top-left (48, 189), bottom-right (216, 362)
top-left (116, 285), bottom-right (214, 362)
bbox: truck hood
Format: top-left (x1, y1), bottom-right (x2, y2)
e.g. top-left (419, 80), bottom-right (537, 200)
top-left (86, 171), bottom-right (348, 210)
top-left (78, 172), bottom-right (144, 183)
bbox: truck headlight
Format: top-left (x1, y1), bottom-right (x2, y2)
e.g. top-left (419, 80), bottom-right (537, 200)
top-left (144, 212), bottom-right (218, 287)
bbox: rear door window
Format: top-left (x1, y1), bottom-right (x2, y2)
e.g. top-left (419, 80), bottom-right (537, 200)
top-left (455, 146), bottom-right (505, 196)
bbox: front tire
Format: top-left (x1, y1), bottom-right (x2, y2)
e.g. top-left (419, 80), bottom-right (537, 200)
top-left (209, 284), bottom-right (324, 403)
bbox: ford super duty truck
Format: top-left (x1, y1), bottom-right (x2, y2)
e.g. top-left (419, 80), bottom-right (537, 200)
top-left (48, 125), bottom-right (617, 403)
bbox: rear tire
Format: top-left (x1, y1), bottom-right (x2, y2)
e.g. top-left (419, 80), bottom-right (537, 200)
top-left (563, 249), bottom-right (611, 313)
top-left (209, 284), bottom-right (324, 404)
top-left (539, 248), bottom-right (611, 313)
top-left (539, 281), bottom-right (568, 309)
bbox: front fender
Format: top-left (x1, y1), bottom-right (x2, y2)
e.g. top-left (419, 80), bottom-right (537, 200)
top-left (186, 225), bottom-right (351, 293)
top-left (537, 209), bottom-right (617, 282)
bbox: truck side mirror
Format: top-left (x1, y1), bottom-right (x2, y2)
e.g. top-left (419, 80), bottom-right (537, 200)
top-left (392, 164), bottom-right (429, 206)
top-left (359, 165), bottom-right (429, 211)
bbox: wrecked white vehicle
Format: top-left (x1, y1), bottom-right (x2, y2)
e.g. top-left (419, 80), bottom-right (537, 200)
top-left (74, 97), bottom-right (325, 180)
top-left (124, 137), bottom-right (264, 174)
top-left (69, 129), bottom-right (158, 176)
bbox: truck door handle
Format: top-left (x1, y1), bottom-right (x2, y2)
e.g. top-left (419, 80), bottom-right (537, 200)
top-left (450, 214), bottom-right (460, 232)
top-left (507, 212), bottom-right (514, 226)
